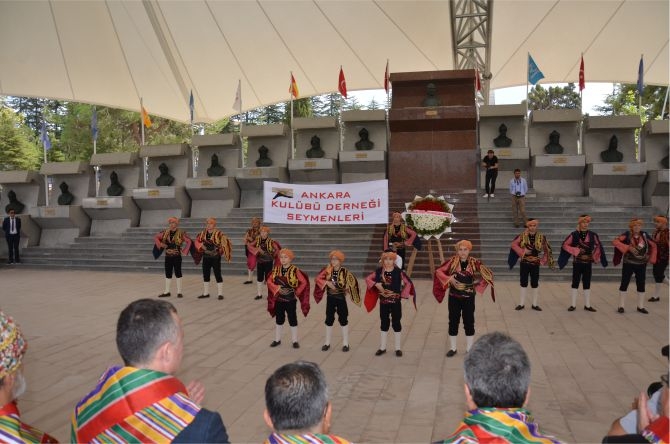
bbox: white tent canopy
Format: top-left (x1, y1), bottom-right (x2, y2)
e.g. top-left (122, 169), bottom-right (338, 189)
top-left (0, 0), bottom-right (667, 123)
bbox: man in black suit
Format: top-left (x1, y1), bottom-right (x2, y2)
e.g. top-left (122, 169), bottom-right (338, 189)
top-left (2, 209), bottom-right (21, 264)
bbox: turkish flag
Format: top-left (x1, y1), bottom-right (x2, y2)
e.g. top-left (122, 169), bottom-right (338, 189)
top-left (475, 68), bottom-right (482, 92)
top-left (384, 60), bottom-right (390, 93)
top-left (579, 55), bottom-right (585, 91)
top-left (338, 67), bottom-right (347, 98)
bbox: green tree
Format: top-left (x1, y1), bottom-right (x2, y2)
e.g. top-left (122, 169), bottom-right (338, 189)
top-left (595, 84), bottom-right (667, 121)
top-left (366, 98), bottom-right (381, 110)
top-left (343, 96), bottom-right (362, 111)
top-left (0, 107), bottom-right (41, 170)
top-left (528, 83), bottom-right (581, 110)
top-left (312, 94), bottom-right (341, 117)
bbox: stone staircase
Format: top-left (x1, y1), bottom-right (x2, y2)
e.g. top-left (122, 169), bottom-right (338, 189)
top-left (20, 194), bottom-right (659, 281)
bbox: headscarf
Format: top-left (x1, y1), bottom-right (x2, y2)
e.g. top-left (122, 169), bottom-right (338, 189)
top-left (167, 216), bottom-right (179, 224)
top-left (455, 240), bottom-right (473, 251)
top-left (206, 217), bottom-right (216, 225)
top-left (629, 218), bottom-right (643, 231)
top-left (329, 250), bottom-right (345, 262)
top-left (0, 311), bottom-right (27, 379)
top-left (279, 248), bottom-right (295, 260)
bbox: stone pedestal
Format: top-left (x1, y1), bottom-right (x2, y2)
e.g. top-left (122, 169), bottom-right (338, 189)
top-left (187, 134), bottom-right (241, 217)
top-left (529, 109), bottom-right (583, 194)
top-left (84, 152), bottom-right (141, 236)
top-left (479, 104), bottom-right (528, 190)
top-left (640, 120), bottom-right (669, 212)
top-left (237, 124), bottom-right (290, 208)
top-left (32, 161), bottom-right (93, 246)
top-left (388, 70), bottom-right (477, 193)
top-left (290, 117), bottom-right (339, 184)
top-left (0, 170), bottom-right (44, 249)
top-left (340, 110), bottom-right (387, 183)
top-left (584, 115), bottom-right (643, 204)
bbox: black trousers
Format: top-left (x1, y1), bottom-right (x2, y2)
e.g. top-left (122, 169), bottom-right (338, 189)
top-left (257, 260), bottom-right (273, 282)
top-left (275, 299), bottom-right (298, 326)
top-left (619, 262), bottom-right (647, 292)
top-left (164, 255), bottom-right (182, 278)
top-left (484, 169), bottom-right (498, 194)
top-left (571, 261), bottom-right (593, 289)
top-left (325, 295), bottom-right (348, 326)
top-left (520, 261), bottom-right (540, 288)
top-left (5, 234), bottom-right (19, 262)
top-left (448, 295), bottom-right (475, 336)
top-left (653, 260), bottom-right (668, 283)
top-left (379, 300), bottom-right (402, 332)
top-left (202, 255), bottom-right (223, 283)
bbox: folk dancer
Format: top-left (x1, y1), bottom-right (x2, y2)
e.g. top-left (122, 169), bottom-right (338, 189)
top-left (558, 214), bottom-right (608, 312)
top-left (267, 249), bottom-right (310, 349)
top-left (508, 218), bottom-right (555, 311)
top-left (613, 218), bottom-right (657, 314)
top-left (650, 215), bottom-right (669, 302)
top-left (434, 240), bottom-right (494, 357)
top-left (364, 251), bottom-right (416, 357)
top-left (0, 310), bottom-right (57, 443)
top-left (194, 218), bottom-right (232, 300)
top-left (248, 226), bottom-right (281, 300)
top-left (243, 217), bottom-right (261, 284)
top-left (153, 216), bottom-right (192, 298)
top-left (314, 250), bottom-right (361, 352)
top-left (383, 212), bottom-right (420, 269)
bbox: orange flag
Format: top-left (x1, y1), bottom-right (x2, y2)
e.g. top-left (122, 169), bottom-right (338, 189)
top-left (338, 66), bottom-right (347, 98)
top-left (141, 105), bottom-right (152, 128)
top-left (289, 73), bottom-right (299, 99)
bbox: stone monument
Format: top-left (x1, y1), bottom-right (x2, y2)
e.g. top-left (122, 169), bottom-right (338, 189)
top-left (421, 83), bottom-right (442, 107)
top-left (305, 135), bottom-right (325, 158)
top-left (57, 181), bottom-right (74, 205)
top-left (354, 128), bottom-right (374, 150)
top-left (106, 171), bottom-right (125, 196)
top-left (544, 130), bottom-right (565, 154)
top-left (493, 123), bottom-right (512, 147)
top-left (600, 134), bottom-right (624, 162)
top-left (4, 190), bottom-right (25, 214)
top-left (155, 162), bottom-right (175, 186)
top-left (256, 145), bottom-right (273, 167)
top-left (206, 153), bottom-right (226, 177)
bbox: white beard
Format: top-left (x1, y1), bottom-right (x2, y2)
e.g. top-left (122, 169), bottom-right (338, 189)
top-left (11, 371), bottom-right (26, 400)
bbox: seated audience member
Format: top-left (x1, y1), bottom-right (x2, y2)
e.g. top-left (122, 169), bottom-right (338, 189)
top-left (263, 360), bottom-right (351, 444)
top-left (603, 385), bottom-right (669, 443)
top-left (607, 346), bottom-right (669, 441)
top-left (71, 299), bottom-right (229, 443)
top-left (0, 310), bottom-right (57, 442)
top-left (438, 332), bottom-right (562, 443)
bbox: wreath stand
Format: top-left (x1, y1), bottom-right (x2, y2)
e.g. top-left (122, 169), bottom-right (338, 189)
top-left (406, 238), bottom-right (445, 277)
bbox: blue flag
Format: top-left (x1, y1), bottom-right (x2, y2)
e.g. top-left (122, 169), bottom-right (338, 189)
top-left (91, 107), bottom-right (98, 142)
top-left (528, 54), bottom-right (544, 85)
top-left (637, 56), bottom-right (644, 96)
top-left (189, 90), bottom-right (194, 124)
top-left (40, 120), bottom-right (51, 151)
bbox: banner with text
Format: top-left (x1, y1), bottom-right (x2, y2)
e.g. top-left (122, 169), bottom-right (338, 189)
top-left (263, 180), bottom-right (388, 224)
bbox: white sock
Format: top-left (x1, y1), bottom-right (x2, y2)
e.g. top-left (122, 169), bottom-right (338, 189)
top-left (571, 288), bottom-right (578, 307)
top-left (637, 292), bottom-right (645, 309)
top-left (203, 282), bottom-right (210, 296)
top-left (217, 282), bottom-right (223, 296)
top-left (449, 335), bottom-right (457, 351)
top-left (275, 325), bottom-right (282, 342)
top-left (325, 326), bottom-right (332, 346)
top-left (519, 287), bottom-right (527, 306)
top-left (248, 270), bottom-right (253, 281)
top-left (341, 325), bottom-right (349, 347)
top-left (164, 278), bottom-right (171, 294)
top-left (257, 282), bottom-right (263, 296)
top-left (584, 289), bottom-right (591, 307)
top-left (654, 283), bottom-right (662, 299)
top-left (291, 326), bottom-right (298, 343)
top-left (394, 331), bottom-right (401, 351)
top-left (619, 291), bottom-right (626, 308)
top-left (380, 331), bottom-right (388, 350)
top-left (466, 335), bottom-right (474, 352)
top-left (532, 288), bottom-right (539, 306)
top-left (176, 278), bottom-right (182, 294)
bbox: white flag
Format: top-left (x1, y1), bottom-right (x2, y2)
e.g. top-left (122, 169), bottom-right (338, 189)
top-left (232, 80), bottom-right (242, 113)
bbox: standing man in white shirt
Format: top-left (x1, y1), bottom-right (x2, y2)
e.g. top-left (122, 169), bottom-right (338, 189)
top-left (509, 169), bottom-right (528, 228)
top-left (2, 209), bottom-right (21, 264)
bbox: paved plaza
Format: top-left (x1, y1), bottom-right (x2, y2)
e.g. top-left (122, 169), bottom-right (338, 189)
top-left (0, 267), bottom-right (667, 443)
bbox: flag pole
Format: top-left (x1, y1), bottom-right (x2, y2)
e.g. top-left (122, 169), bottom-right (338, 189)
top-left (290, 72), bottom-right (295, 160)
top-left (385, 59), bottom-right (390, 152)
top-left (140, 98), bottom-right (147, 188)
top-left (525, 53), bottom-right (530, 150)
top-left (42, 117), bottom-right (49, 207)
top-left (662, 87), bottom-right (669, 119)
top-left (92, 106), bottom-right (100, 196)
